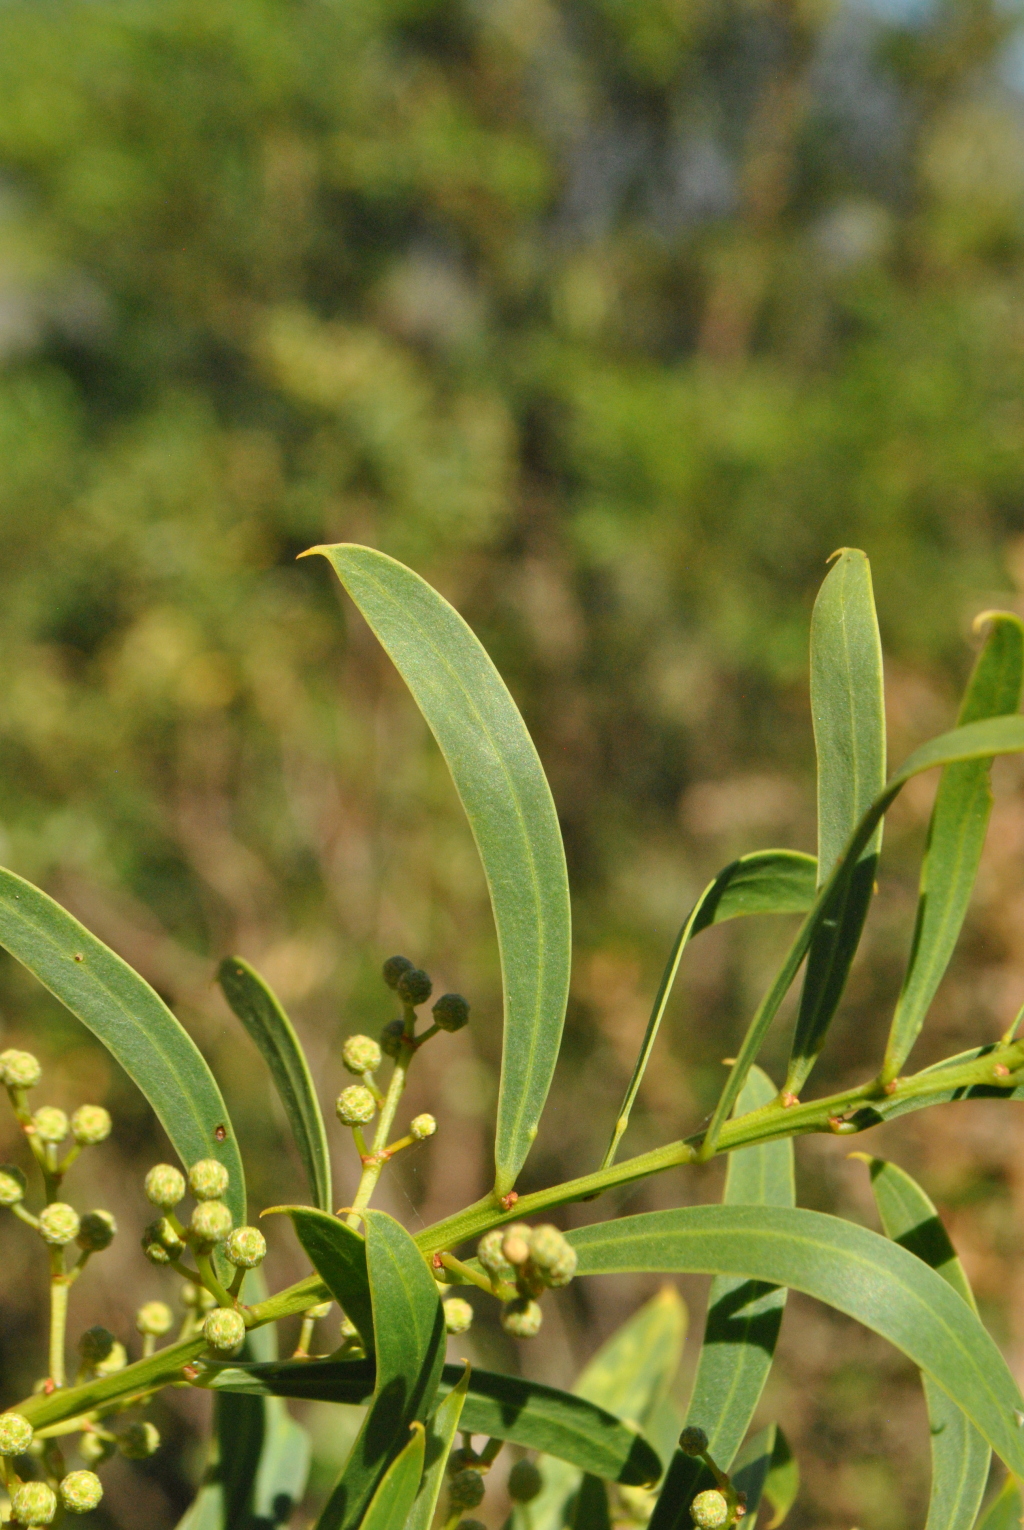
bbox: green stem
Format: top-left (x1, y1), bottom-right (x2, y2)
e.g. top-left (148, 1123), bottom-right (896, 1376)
top-left (346, 1041), bottom-right (414, 1226)
top-left (49, 1260), bottom-right (69, 1389)
top-left (438, 1252), bottom-right (514, 1300)
top-left (293, 1316), bottom-right (315, 1358)
top-left (195, 1251), bottom-right (235, 1311)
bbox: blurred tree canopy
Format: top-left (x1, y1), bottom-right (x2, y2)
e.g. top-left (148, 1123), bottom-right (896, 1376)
top-left (4, 3), bottom-right (1024, 1524)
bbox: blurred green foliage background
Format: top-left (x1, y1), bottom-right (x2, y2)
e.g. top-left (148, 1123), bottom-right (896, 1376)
top-left (4, 0), bottom-right (1024, 1524)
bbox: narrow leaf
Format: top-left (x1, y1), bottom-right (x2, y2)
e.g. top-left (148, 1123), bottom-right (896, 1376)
top-left (521, 1286), bottom-right (687, 1530)
top-left (762, 1427), bottom-right (798, 1529)
top-left (976, 1475), bottom-right (1024, 1530)
top-left (0, 868), bottom-right (244, 1224)
top-left (705, 711), bottom-right (1024, 1153)
top-left (785, 548), bottom-right (885, 1097)
top-left (307, 543), bottom-right (571, 1197)
top-left (602, 852), bottom-right (815, 1167)
top-left (882, 613), bottom-right (1024, 1080)
top-left (314, 1210), bottom-right (445, 1530)
top-left (279, 1207), bottom-right (373, 1357)
top-left (203, 1361), bottom-right (662, 1484)
top-left (359, 1423), bottom-right (425, 1530)
top-left (567, 1204), bottom-right (1024, 1477)
top-left (253, 1400), bottom-right (312, 1528)
top-left (218, 957), bottom-right (332, 1212)
top-left (850, 1043), bottom-right (1024, 1132)
top-left (651, 1068), bottom-right (793, 1530)
top-left (406, 1367), bottom-right (470, 1530)
top-left (860, 1154), bottom-right (990, 1530)
top-left (570, 1476), bottom-right (612, 1529)
top-left (731, 1424), bottom-right (777, 1520)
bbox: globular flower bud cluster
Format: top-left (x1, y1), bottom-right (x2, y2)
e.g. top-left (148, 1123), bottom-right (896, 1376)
top-left (342, 1034), bottom-right (382, 1075)
top-left (31, 1106), bottom-right (68, 1144)
top-left (690, 1489), bottom-right (730, 1529)
top-left (78, 1433), bottom-right (112, 1467)
top-left (144, 1164), bottom-right (186, 1209)
top-left (10, 1480), bottom-right (57, 1525)
top-left (397, 967), bottom-right (432, 1006)
top-left (0, 1411), bottom-right (33, 1456)
top-left (77, 1210), bottom-right (116, 1252)
top-left (191, 1200), bottom-right (233, 1244)
top-left (142, 1216), bottom-right (185, 1265)
top-left (38, 1202), bottom-right (80, 1246)
top-left (225, 1225), bottom-right (266, 1268)
top-left (181, 1282), bottom-right (216, 1313)
top-left (410, 1113), bottom-right (436, 1141)
top-left (0, 1164), bottom-right (26, 1206)
top-left (189, 1159), bottom-right (229, 1201)
top-left (448, 1469), bottom-right (485, 1511)
top-left (59, 1470), bottom-right (103, 1514)
top-left (119, 1421), bottom-right (160, 1460)
top-left (70, 1105), bottom-right (111, 1145)
top-left (204, 1307), bottom-right (246, 1353)
top-left (336, 1085), bottom-right (376, 1127)
top-left (0, 1049), bottom-right (42, 1090)
top-left (432, 993), bottom-right (470, 1032)
top-left (508, 1460), bottom-right (542, 1503)
top-left (477, 1223), bottom-right (577, 1337)
top-left (443, 1297), bottom-right (473, 1334)
top-left (679, 1426), bottom-right (709, 1456)
top-left (78, 1327), bottom-right (116, 1367)
top-left (136, 1301), bottom-right (174, 1337)
top-left (382, 955), bottom-right (414, 991)
top-left (95, 1342), bottom-right (127, 1378)
top-left (379, 1019), bottom-right (406, 1059)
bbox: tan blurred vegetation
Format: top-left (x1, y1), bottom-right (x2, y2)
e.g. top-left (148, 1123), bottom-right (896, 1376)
top-left (3, 0), bottom-right (1024, 1523)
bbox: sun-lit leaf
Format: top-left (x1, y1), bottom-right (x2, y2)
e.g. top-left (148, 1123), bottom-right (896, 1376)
top-left (275, 1207), bottom-right (372, 1356)
top-left (785, 548), bottom-right (885, 1098)
top-left (975, 1475), bottom-right (1024, 1530)
top-left (859, 1154), bottom-right (990, 1530)
top-left (307, 543), bottom-right (571, 1197)
top-left (0, 868), bottom-right (244, 1224)
top-left (882, 612), bottom-right (1024, 1081)
top-left (406, 1366), bottom-right (470, 1530)
top-left (218, 956), bottom-right (332, 1212)
top-left (650, 1069), bottom-right (792, 1529)
top-left (567, 1204), bottom-right (1024, 1477)
top-left (705, 711), bottom-right (1024, 1153)
top-left (359, 1423), bottom-right (425, 1530)
top-left (314, 1210), bottom-right (445, 1530)
top-left (520, 1286), bottom-right (687, 1530)
top-left (602, 851), bottom-right (815, 1167)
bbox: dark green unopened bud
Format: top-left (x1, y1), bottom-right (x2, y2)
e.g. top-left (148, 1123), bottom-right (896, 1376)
top-left (119, 1422), bottom-right (160, 1460)
top-left (32, 1107), bottom-right (68, 1144)
top-left (508, 1460), bottom-right (542, 1503)
top-left (0, 1049), bottom-right (41, 1089)
top-left (448, 1469), bottom-right (485, 1511)
top-left (142, 1217), bottom-right (185, 1264)
top-left (78, 1327), bottom-right (116, 1367)
top-left (225, 1226), bottom-right (266, 1268)
top-left (59, 1470), bottom-right (103, 1513)
top-left (144, 1163), bottom-right (186, 1209)
top-left (679, 1426), bottom-right (709, 1456)
top-left (70, 1105), bottom-right (111, 1145)
top-left (397, 967), bottom-right (432, 1006)
top-left (382, 955), bottom-right (414, 990)
top-left (0, 1164), bottom-right (26, 1206)
top-left (188, 1158), bottom-right (229, 1200)
top-left (0, 1412), bottom-right (33, 1455)
top-left (191, 1200), bottom-right (232, 1243)
top-left (454, 1523), bottom-right (486, 1530)
top-left (77, 1210), bottom-right (116, 1252)
top-left (380, 1019), bottom-right (406, 1058)
top-left (204, 1308), bottom-right (246, 1352)
top-left (10, 1480), bottom-right (56, 1524)
top-left (432, 993), bottom-right (469, 1032)
top-left (501, 1297), bottom-right (543, 1338)
top-left (690, 1489), bottom-right (729, 1528)
top-left (38, 1202), bottom-right (80, 1245)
